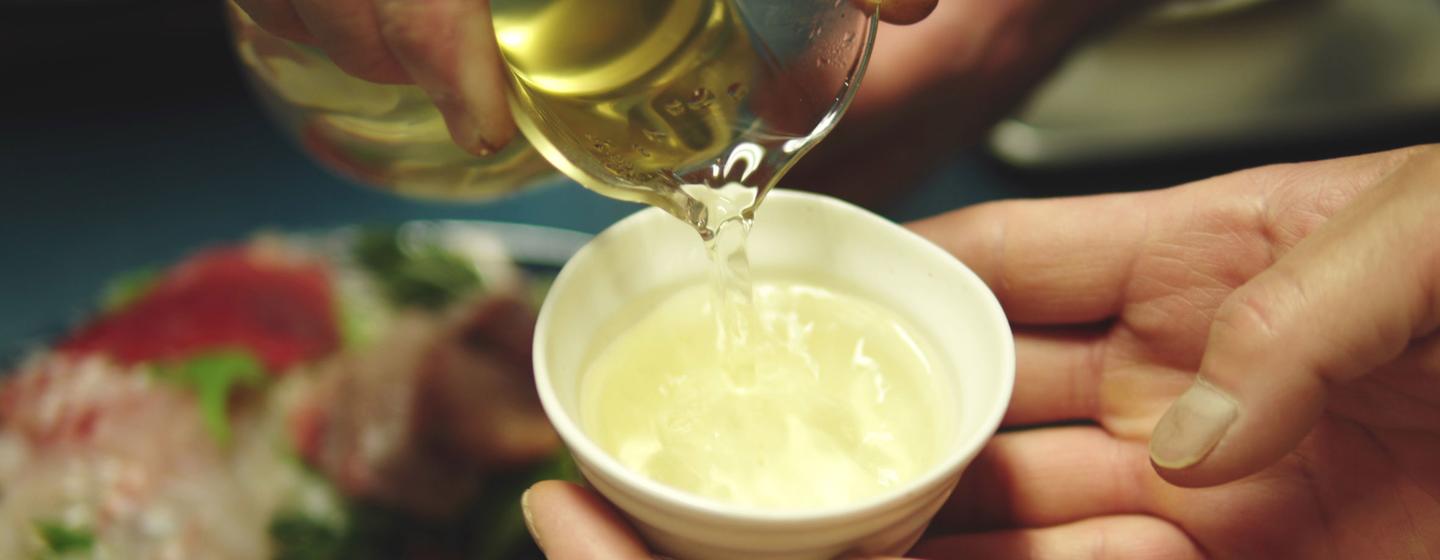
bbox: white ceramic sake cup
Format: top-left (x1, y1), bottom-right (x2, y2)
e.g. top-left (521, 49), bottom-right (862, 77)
top-left (533, 189), bottom-right (1014, 559)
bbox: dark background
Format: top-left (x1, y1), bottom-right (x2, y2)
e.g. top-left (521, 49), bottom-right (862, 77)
top-left (3, 0), bottom-right (1438, 353)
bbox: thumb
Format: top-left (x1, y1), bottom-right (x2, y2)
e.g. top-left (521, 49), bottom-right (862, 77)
top-left (522, 481), bottom-right (652, 559)
top-left (1149, 151), bottom-right (1440, 487)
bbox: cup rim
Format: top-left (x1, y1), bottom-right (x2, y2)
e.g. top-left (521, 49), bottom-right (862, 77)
top-left (533, 189), bottom-right (1015, 525)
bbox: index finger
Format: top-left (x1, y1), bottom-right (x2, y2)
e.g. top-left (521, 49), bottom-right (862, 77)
top-left (907, 191), bottom-right (1158, 325)
top-left (908, 148), bottom-right (1424, 326)
top-left (371, 0), bottom-right (516, 155)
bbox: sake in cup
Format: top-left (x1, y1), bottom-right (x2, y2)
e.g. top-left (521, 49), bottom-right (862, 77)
top-left (533, 189), bottom-right (1015, 559)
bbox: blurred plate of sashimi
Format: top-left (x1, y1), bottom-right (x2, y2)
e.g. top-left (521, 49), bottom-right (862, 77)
top-left (0, 221), bottom-right (590, 560)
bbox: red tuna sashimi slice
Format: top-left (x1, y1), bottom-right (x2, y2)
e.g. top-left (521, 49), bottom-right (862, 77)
top-left (59, 245), bottom-right (339, 373)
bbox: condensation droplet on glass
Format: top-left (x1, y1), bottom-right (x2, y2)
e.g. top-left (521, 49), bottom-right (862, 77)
top-left (842, 31), bottom-right (854, 44)
top-left (633, 144), bottom-right (651, 157)
top-left (685, 88), bottom-right (715, 110)
top-left (664, 99), bottom-right (686, 116)
top-left (643, 128), bottom-right (668, 141)
top-left (815, 57), bottom-right (828, 68)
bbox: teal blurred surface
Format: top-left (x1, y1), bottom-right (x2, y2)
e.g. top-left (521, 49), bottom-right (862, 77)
top-left (0, 86), bottom-right (1002, 356)
top-left (5, 0), bottom-right (1433, 360)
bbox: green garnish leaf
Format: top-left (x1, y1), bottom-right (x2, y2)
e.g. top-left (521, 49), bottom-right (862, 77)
top-left (99, 267), bottom-right (160, 313)
top-left (467, 449), bottom-right (580, 560)
top-left (269, 510), bottom-right (346, 560)
top-left (353, 227), bottom-right (482, 310)
top-left (34, 520), bottom-right (94, 557)
top-left (265, 450), bottom-right (581, 560)
top-left (338, 304), bottom-right (363, 349)
top-left (335, 271), bottom-right (395, 350)
top-left (525, 273), bottom-right (556, 310)
top-left (532, 447), bottom-right (582, 483)
top-left (152, 350), bottom-right (267, 444)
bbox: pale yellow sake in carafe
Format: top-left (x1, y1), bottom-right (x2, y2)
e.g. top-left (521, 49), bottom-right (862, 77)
top-left (230, 0), bottom-right (875, 228)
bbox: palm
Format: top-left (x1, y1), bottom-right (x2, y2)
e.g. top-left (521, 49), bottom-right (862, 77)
top-left (911, 155), bottom-right (1440, 558)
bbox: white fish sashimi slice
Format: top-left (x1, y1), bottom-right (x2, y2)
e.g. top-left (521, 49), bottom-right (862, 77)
top-left (0, 356), bottom-right (329, 560)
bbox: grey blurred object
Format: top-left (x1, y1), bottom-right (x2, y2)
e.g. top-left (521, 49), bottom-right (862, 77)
top-left (989, 0), bottom-right (1440, 167)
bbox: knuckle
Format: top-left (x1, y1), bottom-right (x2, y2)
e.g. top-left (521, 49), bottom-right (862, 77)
top-left (1213, 276), bottom-right (1296, 346)
top-left (1392, 143), bottom-right (1440, 170)
top-left (960, 201), bottom-right (1013, 291)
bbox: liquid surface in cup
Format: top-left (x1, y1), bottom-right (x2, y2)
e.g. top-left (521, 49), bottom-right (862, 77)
top-left (580, 279), bottom-right (952, 509)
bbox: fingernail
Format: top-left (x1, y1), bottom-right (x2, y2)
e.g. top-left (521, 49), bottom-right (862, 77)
top-left (445, 96), bottom-right (503, 156)
top-left (521, 488), bottom-right (543, 551)
top-left (1150, 379), bottom-right (1238, 469)
top-left (460, 111), bottom-right (505, 156)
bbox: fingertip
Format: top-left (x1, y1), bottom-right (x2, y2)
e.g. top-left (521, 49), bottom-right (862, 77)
top-left (467, 111), bottom-right (517, 156)
top-left (520, 486), bottom-right (541, 551)
top-left (1147, 369), bottom-right (1327, 488)
top-left (372, 0), bottom-right (514, 155)
top-left (1147, 379), bottom-right (1236, 472)
top-left (526, 479), bottom-right (580, 501)
top-left (852, 0), bottom-right (938, 25)
top-left (1150, 454), bottom-right (1227, 489)
top-left (435, 106), bottom-right (513, 157)
top-left (441, 76), bottom-right (516, 156)
top-left (525, 480), bottom-right (653, 558)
